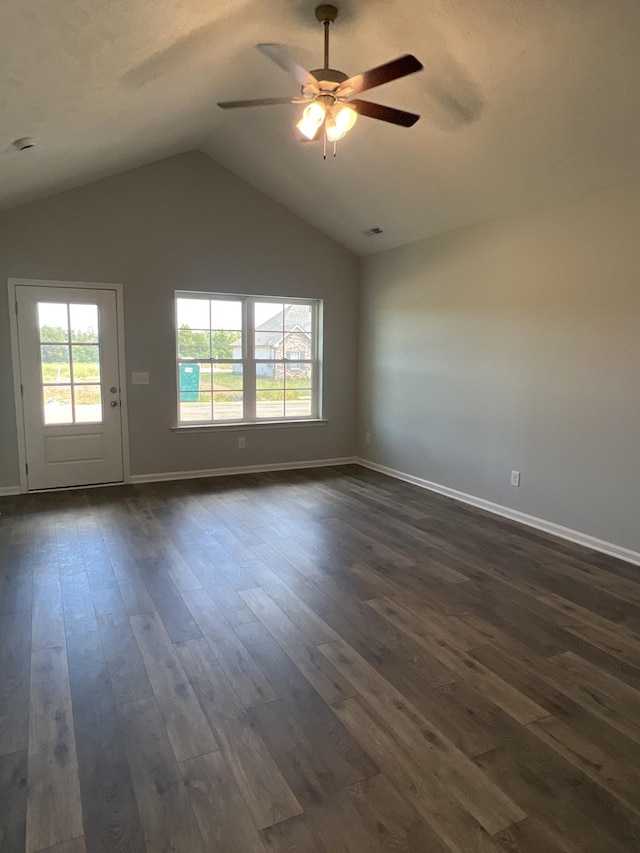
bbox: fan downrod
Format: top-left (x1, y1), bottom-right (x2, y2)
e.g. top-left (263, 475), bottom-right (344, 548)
top-left (315, 5), bottom-right (338, 24)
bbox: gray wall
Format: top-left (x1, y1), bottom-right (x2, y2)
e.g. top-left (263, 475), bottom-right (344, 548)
top-left (359, 178), bottom-right (640, 553)
top-left (0, 152), bottom-right (359, 486)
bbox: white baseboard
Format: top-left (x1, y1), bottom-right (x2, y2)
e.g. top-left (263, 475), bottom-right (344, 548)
top-left (0, 486), bottom-right (20, 496)
top-left (130, 456), bottom-right (357, 485)
top-left (356, 457), bottom-right (640, 568)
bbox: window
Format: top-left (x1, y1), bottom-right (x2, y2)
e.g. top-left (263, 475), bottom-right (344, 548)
top-left (37, 302), bottom-right (103, 424)
top-left (176, 293), bottom-right (321, 425)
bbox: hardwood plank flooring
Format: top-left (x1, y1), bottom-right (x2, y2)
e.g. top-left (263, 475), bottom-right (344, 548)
top-left (26, 647), bottom-right (83, 852)
top-left (0, 748), bottom-right (28, 852)
top-left (1, 465), bottom-right (639, 851)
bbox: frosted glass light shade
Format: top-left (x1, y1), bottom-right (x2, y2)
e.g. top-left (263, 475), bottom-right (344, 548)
top-left (303, 102), bottom-right (326, 125)
top-left (333, 104), bottom-right (357, 132)
top-left (297, 117), bottom-right (319, 139)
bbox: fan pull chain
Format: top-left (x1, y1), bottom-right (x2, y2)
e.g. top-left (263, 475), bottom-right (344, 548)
top-left (323, 131), bottom-right (327, 160)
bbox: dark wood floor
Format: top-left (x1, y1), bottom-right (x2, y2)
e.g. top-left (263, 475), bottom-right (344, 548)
top-left (1, 465), bottom-right (640, 852)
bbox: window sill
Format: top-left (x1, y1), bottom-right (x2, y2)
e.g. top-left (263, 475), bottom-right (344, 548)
top-left (172, 419), bottom-right (328, 434)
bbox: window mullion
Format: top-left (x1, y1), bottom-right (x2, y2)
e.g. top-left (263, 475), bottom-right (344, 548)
top-left (244, 298), bottom-right (256, 421)
top-left (312, 300), bottom-right (320, 419)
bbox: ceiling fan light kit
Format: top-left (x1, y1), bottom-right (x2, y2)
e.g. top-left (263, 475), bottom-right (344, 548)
top-left (218, 4), bottom-right (423, 158)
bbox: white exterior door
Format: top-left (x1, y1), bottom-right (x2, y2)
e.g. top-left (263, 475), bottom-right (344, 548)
top-left (15, 284), bottom-right (124, 490)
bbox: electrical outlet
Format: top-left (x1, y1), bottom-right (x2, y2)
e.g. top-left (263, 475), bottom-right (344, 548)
top-left (510, 470), bottom-right (521, 487)
top-left (238, 437), bottom-right (246, 449)
top-left (365, 433), bottom-right (372, 445)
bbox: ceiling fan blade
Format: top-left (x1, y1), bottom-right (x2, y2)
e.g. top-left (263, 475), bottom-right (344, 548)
top-left (257, 44), bottom-right (318, 91)
top-left (218, 97), bottom-right (296, 109)
top-left (350, 99), bottom-right (420, 127)
top-left (337, 54), bottom-right (423, 98)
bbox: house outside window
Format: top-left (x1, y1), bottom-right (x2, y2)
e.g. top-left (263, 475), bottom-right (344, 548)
top-left (176, 293), bottom-right (321, 424)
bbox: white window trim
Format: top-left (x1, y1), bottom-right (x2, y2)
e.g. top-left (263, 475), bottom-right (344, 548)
top-left (175, 292), bottom-right (322, 427)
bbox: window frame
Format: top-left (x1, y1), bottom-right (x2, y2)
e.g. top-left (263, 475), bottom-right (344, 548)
top-left (175, 292), bottom-right (322, 427)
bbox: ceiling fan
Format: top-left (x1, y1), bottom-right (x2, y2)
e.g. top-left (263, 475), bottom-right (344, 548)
top-left (218, 4), bottom-right (424, 157)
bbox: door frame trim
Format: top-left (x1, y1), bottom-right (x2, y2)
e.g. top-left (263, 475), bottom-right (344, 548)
top-left (8, 277), bottom-right (131, 492)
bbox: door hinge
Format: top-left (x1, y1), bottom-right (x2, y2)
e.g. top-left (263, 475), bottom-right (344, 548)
top-left (20, 384), bottom-right (24, 397)
top-left (25, 463), bottom-right (28, 475)
top-left (15, 301), bottom-right (18, 315)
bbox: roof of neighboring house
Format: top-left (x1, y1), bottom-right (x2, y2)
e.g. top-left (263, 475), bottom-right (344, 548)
top-left (231, 304), bottom-right (312, 349)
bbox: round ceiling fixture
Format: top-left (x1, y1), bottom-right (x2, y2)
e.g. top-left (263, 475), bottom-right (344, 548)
top-left (13, 137), bottom-right (36, 151)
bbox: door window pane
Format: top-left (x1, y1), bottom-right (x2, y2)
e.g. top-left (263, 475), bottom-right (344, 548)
top-left (70, 304), bottom-right (99, 342)
top-left (72, 346), bottom-right (101, 383)
top-left (41, 345), bottom-right (71, 383)
top-left (74, 385), bottom-right (103, 423)
top-left (43, 386), bottom-right (73, 424)
top-left (38, 303), bottom-right (69, 342)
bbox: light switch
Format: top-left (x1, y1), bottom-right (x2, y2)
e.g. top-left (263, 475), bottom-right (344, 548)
top-left (131, 372), bottom-right (149, 385)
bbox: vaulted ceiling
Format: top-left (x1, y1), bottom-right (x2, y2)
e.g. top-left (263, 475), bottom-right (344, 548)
top-left (2, 0), bottom-right (639, 254)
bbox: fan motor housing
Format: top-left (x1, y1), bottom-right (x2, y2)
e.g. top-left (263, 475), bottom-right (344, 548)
top-left (310, 68), bottom-right (347, 84)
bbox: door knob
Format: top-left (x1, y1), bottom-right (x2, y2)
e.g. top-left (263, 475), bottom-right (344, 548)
top-left (110, 400), bottom-right (118, 407)
top-left (110, 386), bottom-right (118, 393)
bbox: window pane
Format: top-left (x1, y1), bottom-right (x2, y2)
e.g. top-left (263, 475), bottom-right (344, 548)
top-left (43, 385), bottom-right (72, 424)
top-left (211, 300), bottom-right (242, 330)
top-left (38, 303), bottom-right (69, 342)
top-left (255, 303), bottom-right (284, 331)
top-left (179, 363), bottom-right (201, 398)
top-left (284, 331), bottom-right (311, 360)
top-left (285, 363), bottom-right (313, 382)
top-left (178, 328), bottom-right (210, 359)
top-left (41, 345), bottom-right (71, 383)
top-left (72, 345), bottom-right (101, 383)
top-left (70, 304), bottom-right (99, 342)
top-left (212, 329), bottom-right (240, 360)
top-left (255, 332), bottom-right (279, 352)
top-left (285, 394), bottom-right (312, 418)
top-left (198, 364), bottom-right (212, 391)
top-left (213, 392), bottom-right (243, 421)
top-left (74, 385), bottom-right (103, 423)
top-left (177, 298), bottom-right (209, 329)
top-left (257, 390), bottom-right (284, 419)
top-left (180, 391), bottom-right (212, 422)
top-left (256, 363), bottom-right (280, 387)
top-left (212, 364), bottom-right (243, 390)
top-left (285, 303), bottom-right (312, 332)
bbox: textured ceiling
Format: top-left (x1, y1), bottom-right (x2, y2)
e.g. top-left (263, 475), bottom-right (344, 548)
top-left (1, 0), bottom-right (639, 255)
